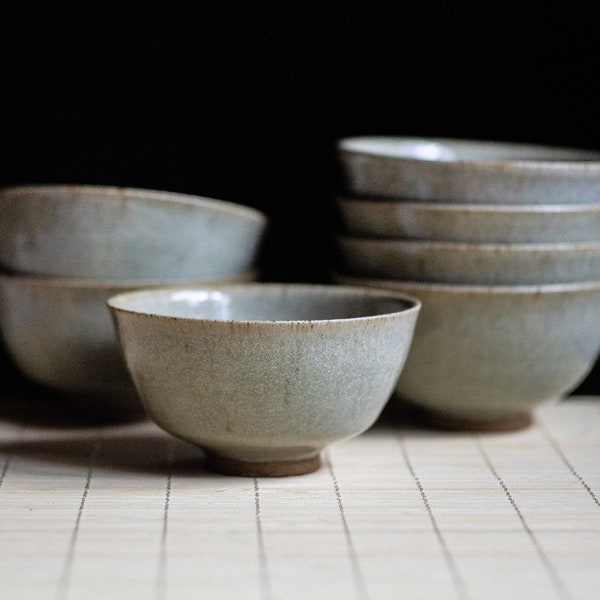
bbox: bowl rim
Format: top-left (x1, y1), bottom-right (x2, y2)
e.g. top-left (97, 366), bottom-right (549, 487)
top-left (332, 272), bottom-right (600, 295)
top-left (336, 195), bottom-right (600, 214)
top-left (0, 269), bottom-right (259, 289)
top-left (336, 234), bottom-right (600, 252)
top-left (106, 282), bottom-right (422, 325)
top-left (337, 136), bottom-right (600, 170)
top-left (0, 183), bottom-right (267, 225)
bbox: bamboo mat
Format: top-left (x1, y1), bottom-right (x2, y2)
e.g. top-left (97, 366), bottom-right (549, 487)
top-left (0, 390), bottom-right (598, 600)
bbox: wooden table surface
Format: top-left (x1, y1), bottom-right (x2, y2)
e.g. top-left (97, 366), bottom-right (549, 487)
top-left (0, 389), bottom-right (598, 600)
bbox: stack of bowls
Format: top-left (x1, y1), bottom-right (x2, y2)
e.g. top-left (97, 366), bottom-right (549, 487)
top-left (0, 184), bottom-right (267, 420)
top-left (334, 136), bottom-right (600, 430)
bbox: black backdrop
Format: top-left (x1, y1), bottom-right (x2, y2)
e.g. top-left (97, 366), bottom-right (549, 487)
top-left (1, 3), bottom-right (599, 392)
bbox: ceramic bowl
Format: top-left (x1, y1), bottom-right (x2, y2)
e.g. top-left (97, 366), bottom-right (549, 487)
top-left (108, 283), bottom-right (421, 476)
top-left (0, 184), bottom-right (267, 279)
top-left (334, 273), bottom-right (600, 430)
top-left (337, 136), bottom-right (600, 203)
top-left (337, 196), bottom-right (600, 243)
top-left (336, 235), bottom-right (600, 285)
top-left (0, 270), bottom-right (257, 421)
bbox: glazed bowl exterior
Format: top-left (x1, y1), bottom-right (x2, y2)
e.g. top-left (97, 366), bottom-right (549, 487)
top-left (0, 184), bottom-right (267, 279)
top-left (0, 270), bottom-right (257, 420)
top-left (334, 273), bottom-right (600, 428)
top-left (108, 283), bottom-right (421, 475)
top-left (337, 196), bottom-right (600, 243)
top-left (337, 136), bottom-right (600, 203)
top-left (336, 236), bottom-right (600, 285)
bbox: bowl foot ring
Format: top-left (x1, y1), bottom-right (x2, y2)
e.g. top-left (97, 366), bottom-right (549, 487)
top-left (403, 403), bottom-right (533, 432)
top-left (204, 452), bottom-right (322, 477)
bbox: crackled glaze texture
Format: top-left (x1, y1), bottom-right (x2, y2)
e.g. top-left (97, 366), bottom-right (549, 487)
top-left (108, 284), bottom-right (421, 475)
top-left (338, 137), bottom-right (600, 203)
top-left (0, 185), bottom-right (267, 279)
top-left (0, 271), bottom-right (256, 421)
top-left (337, 196), bottom-right (600, 243)
top-left (334, 274), bottom-right (600, 429)
top-left (336, 236), bottom-right (600, 285)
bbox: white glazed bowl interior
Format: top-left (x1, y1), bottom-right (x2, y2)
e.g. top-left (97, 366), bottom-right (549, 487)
top-left (108, 284), bottom-right (421, 466)
top-left (0, 184), bottom-right (267, 280)
top-left (337, 196), bottom-right (600, 243)
top-left (337, 136), bottom-right (600, 203)
top-left (336, 235), bottom-right (600, 285)
top-left (333, 273), bottom-right (600, 424)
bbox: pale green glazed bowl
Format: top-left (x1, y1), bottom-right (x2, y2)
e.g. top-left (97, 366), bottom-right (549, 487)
top-left (108, 283), bottom-right (421, 476)
top-left (338, 136), bottom-right (600, 203)
top-left (337, 196), bottom-right (600, 243)
top-left (0, 270), bottom-right (257, 421)
top-left (336, 235), bottom-right (600, 285)
top-left (334, 273), bottom-right (600, 430)
top-left (0, 184), bottom-right (267, 280)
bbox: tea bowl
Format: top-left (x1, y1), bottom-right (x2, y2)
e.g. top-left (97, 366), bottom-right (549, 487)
top-left (336, 235), bottom-right (600, 285)
top-left (337, 136), bottom-right (600, 203)
top-left (0, 270), bottom-right (257, 421)
top-left (337, 196), bottom-right (600, 243)
top-left (334, 273), bottom-right (600, 430)
top-left (108, 283), bottom-right (421, 476)
top-left (0, 184), bottom-right (267, 279)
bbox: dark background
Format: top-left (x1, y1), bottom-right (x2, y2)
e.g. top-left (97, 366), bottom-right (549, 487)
top-left (1, 3), bottom-right (599, 393)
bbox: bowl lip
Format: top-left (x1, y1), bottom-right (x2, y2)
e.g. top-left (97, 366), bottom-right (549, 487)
top-left (106, 282), bottom-right (422, 325)
top-left (332, 272), bottom-right (600, 295)
top-left (0, 183), bottom-right (267, 226)
top-left (336, 195), bottom-right (600, 214)
top-left (336, 234), bottom-right (600, 252)
top-left (0, 269), bottom-right (259, 289)
top-left (336, 136), bottom-right (600, 170)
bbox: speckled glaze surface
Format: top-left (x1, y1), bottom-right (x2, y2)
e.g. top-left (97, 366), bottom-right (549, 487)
top-left (108, 284), bottom-right (421, 475)
top-left (337, 137), bottom-right (600, 203)
top-left (0, 271), bottom-right (257, 421)
top-left (337, 235), bottom-right (600, 285)
top-left (0, 185), bottom-right (267, 279)
top-left (337, 196), bottom-right (600, 243)
top-left (334, 273), bottom-right (600, 428)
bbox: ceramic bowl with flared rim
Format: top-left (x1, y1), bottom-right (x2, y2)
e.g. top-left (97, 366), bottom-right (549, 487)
top-left (336, 196), bottom-right (600, 243)
top-left (0, 270), bottom-right (258, 422)
top-left (107, 283), bottom-right (421, 476)
top-left (336, 235), bottom-right (600, 285)
top-left (0, 184), bottom-right (267, 280)
top-left (333, 272), bottom-right (600, 431)
top-left (337, 136), bottom-right (600, 203)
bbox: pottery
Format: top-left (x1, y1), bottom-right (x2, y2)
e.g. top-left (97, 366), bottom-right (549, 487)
top-left (0, 184), bottom-right (267, 279)
top-left (336, 235), bottom-right (600, 285)
top-left (337, 136), bottom-right (600, 203)
top-left (334, 273), bottom-right (600, 430)
top-left (108, 283), bottom-right (421, 476)
top-left (0, 270), bottom-right (257, 421)
top-left (337, 196), bottom-right (600, 243)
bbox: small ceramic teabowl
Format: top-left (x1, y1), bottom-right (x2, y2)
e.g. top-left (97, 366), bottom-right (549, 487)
top-left (108, 284), bottom-right (421, 476)
top-left (337, 136), bottom-right (600, 203)
top-left (336, 236), bottom-right (600, 285)
top-left (334, 273), bottom-right (600, 431)
top-left (0, 184), bottom-right (267, 280)
top-left (0, 270), bottom-right (257, 421)
top-left (337, 197), bottom-right (600, 244)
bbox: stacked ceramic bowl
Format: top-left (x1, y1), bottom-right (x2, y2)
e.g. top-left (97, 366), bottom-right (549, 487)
top-left (335, 136), bottom-right (600, 430)
top-left (0, 184), bottom-right (267, 420)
